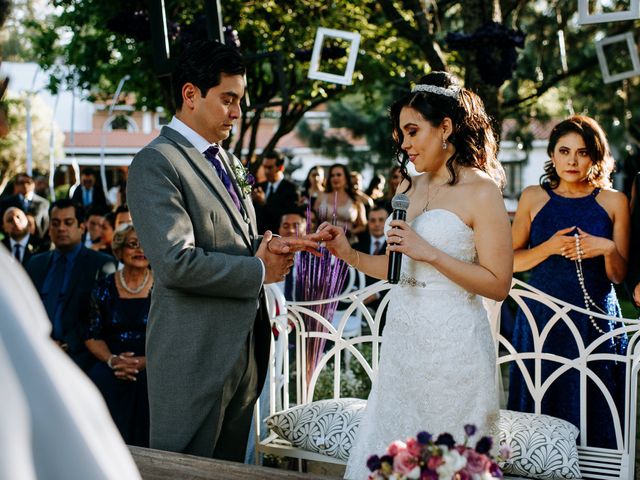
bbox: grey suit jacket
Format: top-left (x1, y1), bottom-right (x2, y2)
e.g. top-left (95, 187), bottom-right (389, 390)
top-left (127, 126), bottom-right (271, 451)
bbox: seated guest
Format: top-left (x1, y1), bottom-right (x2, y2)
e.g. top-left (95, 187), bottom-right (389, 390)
top-left (92, 212), bottom-right (116, 258)
top-left (84, 206), bottom-right (108, 249)
top-left (85, 224), bottom-right (152, 447)
top-left (353, 206), bottom-right (388, 324)
top-left (0, 172), bottom-right (50, 239)
top-left (365, 174), bottom-right (386, 203)
top-left (251, 150), bottom-right (300, 234)
top-left (26, 199), bottom-right (116, 372)
top-left (69, 168), bottom-right (109, 210)
top-left (276, 209), bottom-right (307, 301)
top-left (114, 205), bottom-right (132, 230)
top-left (2, 206), bottom-right (42, 266)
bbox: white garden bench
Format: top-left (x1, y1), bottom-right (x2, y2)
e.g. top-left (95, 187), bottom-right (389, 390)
top-left (255, 276), bottom-right (640, 479)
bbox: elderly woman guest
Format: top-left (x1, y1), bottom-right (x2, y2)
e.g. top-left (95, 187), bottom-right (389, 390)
top-left (508, 115), bottom-right (630, 448)
top-left (314, 163), bottom-right (366, 241)
top-left (85, 224), bottom-right (153, 447)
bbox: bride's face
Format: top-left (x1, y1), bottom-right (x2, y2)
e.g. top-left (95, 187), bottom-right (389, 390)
top-left (398, 107), bottom-right (445, 173)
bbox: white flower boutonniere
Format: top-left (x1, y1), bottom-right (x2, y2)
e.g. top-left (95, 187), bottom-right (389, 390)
top-left (232, 162), bottom-right (256, 196)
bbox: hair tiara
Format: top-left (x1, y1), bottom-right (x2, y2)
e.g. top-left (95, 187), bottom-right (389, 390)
top-left (411, 84), bottom-right (461, 99)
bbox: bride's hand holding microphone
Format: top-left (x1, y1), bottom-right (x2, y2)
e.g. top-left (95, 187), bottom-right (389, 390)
top-left (387, 220), bottom-right (435, 263)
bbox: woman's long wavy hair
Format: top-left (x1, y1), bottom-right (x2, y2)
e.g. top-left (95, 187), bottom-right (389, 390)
top-left (541, 115), bottom-right (614, 189)
top-left (389, 71), bottom-right (505, 191)
top-left (325, 163), bottom-right (357, 201)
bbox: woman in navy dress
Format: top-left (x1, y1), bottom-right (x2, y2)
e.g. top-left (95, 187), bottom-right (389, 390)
top-left (508, 115), bottom-right (630, 448)
top-left (85, 224), bottom-right (153, 447)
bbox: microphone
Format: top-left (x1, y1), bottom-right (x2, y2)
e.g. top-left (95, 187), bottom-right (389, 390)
top-left (387, 193), bottom-right (410, 284)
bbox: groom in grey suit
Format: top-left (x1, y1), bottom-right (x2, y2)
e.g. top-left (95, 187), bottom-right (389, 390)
top-left (127, 40), bottom-right (324, 461)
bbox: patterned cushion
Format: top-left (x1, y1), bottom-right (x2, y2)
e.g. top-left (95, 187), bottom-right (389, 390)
top-left (265, 398), bottom-right (366, 461)
top-left (499, 409), bottom-right (581, 479)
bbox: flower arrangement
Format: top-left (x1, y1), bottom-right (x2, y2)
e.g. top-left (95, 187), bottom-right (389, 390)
top-left (367, 425), bottom-right (509, 480)
top-left (232, 161), bottom-right (256, 196)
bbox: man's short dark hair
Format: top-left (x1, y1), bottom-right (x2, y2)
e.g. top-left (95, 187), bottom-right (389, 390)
top-left (14, 172), bottom-right (34, 183)
top-left (81, 167), bottom-right (97, 178)
top-left (368, 205), bottom-right (388, 218)
top-left (114, 204), bottom-right (130, 215)
top-left (50, 198), bottom-right (86, 224)
top-left (172, 40), bottom-right (246, 112)
top-left (263, 150), bottom-right (285, 168)
top-left (280, 207), bottom-right (306, 221)
top-left (86, 205), bottom-right (109, 218)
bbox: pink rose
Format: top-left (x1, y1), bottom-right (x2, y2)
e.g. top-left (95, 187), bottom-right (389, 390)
top-left (427, 454), bottom-right (444, 470)
top-left (406, 437), bottom-right (423, 457)
top-left (387, 440), bottom-right (407, 457)
top-left (393, 449), bottom-right (419, 476)
top-left (498, 444), bottom-right (512, 460)
top-left (463, 449), bottom-right (490, 475)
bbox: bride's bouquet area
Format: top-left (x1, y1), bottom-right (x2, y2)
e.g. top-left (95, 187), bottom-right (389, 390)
top-left (366, 425), bottom-right (508, 480)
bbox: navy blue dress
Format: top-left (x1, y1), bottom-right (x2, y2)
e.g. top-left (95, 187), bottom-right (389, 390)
top-left (507, 185), bottom-right (627, 448)
top-left (86, 273), bottom-right (150, 447)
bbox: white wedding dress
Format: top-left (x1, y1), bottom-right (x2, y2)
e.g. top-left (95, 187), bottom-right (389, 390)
top-left (344, 209), bottom-right (499, 479)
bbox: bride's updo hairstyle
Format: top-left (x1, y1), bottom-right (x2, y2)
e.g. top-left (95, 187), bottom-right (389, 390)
top-left (541, 115), bottom-right (614, 189)
top-left (390, 71), bottom-right (505, 190)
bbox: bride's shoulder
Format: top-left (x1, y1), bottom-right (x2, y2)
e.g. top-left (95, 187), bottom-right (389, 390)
top-left (458, 169), bottom-right (501, 198)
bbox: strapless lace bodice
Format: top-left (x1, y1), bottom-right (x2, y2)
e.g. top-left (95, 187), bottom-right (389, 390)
top-left (345, 208), bottom-right (498, 479)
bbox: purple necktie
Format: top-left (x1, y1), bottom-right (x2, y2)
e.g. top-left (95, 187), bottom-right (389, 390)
top-left (203, 146), bottom-right (243, 213)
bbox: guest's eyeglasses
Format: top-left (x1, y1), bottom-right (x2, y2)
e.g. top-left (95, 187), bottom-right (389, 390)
top-left (123, 240), bottom-right (141, 250)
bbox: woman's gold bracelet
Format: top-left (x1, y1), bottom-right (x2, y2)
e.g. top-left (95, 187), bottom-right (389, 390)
top-left (348, 250), bottom-right (360, 269)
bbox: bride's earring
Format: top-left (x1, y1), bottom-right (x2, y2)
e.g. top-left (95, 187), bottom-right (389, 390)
top-left (442, 139), bottom-right (447, 150)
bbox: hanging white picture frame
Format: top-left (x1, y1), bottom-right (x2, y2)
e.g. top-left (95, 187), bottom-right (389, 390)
top-left (578, 0), bottom-right (640, 24)
top-left (307, 27), bottom-right (361, 86)
top-left (595, 32), bottom-right (640, 83)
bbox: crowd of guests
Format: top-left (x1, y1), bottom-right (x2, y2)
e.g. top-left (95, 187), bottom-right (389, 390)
top-left (2, 112), bottom-right (640, 454)
top-left (0, 169), bottom-right (151, 449)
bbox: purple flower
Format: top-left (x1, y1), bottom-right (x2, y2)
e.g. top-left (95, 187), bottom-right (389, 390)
top-left (435, 433), bottom-right (455, 449)
top-left (464, 424), bottom-right (477, 437)
top-left (489, 461), bottom-right (504, 478)
top-left (246, 172), bottom-right (256, 186)
top-left (475, 436), bottom-right (493, 454)
top-left (417, 431), bottom-right (432, 444)
top-left (367, 454), bottom-right (381, 472)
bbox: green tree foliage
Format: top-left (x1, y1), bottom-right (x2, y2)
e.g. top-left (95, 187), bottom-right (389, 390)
top-left (27, 0), bottom-right (640, 174)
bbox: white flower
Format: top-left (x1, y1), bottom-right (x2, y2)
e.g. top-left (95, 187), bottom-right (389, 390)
top-left (437, 449), bottom-right (467, 479)
top-left (407, 466), bottom-right (421, 479)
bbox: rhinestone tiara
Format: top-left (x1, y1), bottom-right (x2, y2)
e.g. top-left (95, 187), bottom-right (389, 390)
top-left (411, 84), bottom-right (461, 99)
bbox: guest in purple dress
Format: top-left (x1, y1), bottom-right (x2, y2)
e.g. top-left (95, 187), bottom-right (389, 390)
top-left (85, 224), bottom-right (153, 446)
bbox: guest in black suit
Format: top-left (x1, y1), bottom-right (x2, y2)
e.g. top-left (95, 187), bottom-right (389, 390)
top-left (0, 172), bottom-right (50, 239)
top-left (2, 206), bottom-right (42, 265)
top-left (626, 172), bottom-right (640, 306)
top-left (26, 199), bottom-right (116, 372)
top-left (353, 206), bottom-right (389, 328)
top-left (69, 168), bottom-right (109, 210)
top-left (251, 150), bottom-right (300, 234)
top-left (276, 209), bottom-right (307, 301)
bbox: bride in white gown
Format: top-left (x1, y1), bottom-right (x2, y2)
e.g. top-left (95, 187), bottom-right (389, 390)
top-left (319, 72), bottom-right (513, 480)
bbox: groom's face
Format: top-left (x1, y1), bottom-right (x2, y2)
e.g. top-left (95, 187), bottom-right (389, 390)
top-left (189, 73), bottom-right (245, 144)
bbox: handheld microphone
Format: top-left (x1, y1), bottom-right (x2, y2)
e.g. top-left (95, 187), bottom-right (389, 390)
top-left (387, 193), bottom-right (410, 284)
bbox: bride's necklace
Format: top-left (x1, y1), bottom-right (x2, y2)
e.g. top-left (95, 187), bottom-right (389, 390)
top-left (423, 177), bottom-right (447, 212)
top-left (573, 234), bottom-right (623, 339)
top-left (119, 268), bottom-right (150, 295)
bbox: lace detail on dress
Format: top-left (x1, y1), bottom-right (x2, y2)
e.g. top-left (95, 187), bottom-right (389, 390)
top-left (345, 209), bottom-right (499, 479)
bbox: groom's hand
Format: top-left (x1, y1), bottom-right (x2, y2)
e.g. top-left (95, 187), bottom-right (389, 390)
top-left (268, 230), bottom-right (334, 257)
top-left (256, 231), bottom-right (295, 283)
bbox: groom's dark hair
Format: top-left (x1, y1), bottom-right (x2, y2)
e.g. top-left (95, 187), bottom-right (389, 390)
top-left (172, 40), bottom-right (246, 112)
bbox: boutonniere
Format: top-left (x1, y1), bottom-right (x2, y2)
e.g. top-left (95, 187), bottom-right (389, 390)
top-left (232, 162), bottom-right (256, 196)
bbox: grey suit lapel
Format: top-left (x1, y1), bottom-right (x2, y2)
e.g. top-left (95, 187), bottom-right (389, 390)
top-left (160, 128), bottom-right (253, 248)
